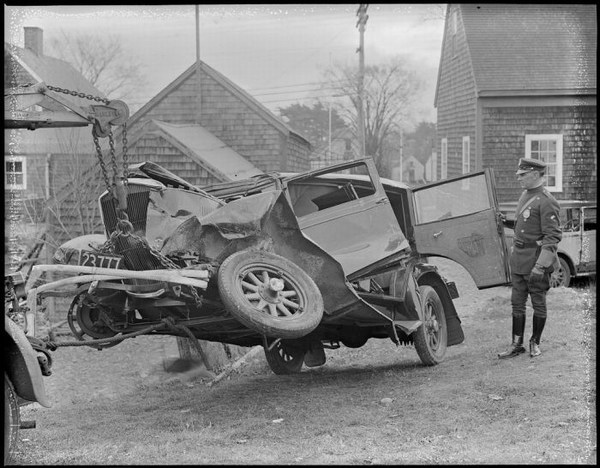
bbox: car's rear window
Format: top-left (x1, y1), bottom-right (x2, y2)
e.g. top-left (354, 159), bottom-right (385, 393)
top-left (287, 162), bottom-right (376, 217)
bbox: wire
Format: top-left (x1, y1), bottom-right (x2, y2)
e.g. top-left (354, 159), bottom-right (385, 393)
top-left (252, 85), bottom-right (347, 97)
top-left (247, 79), bottom-right (349, 92)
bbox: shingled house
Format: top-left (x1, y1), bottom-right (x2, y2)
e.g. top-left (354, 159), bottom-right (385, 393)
top-left (4, 27), bottom-right (108, 271)
top-left (435, 4), bottom-right (597, 203)
top-left (5, 27), bottom-right (312, 266)
top-left (121, 61), bottom-right (312, 181)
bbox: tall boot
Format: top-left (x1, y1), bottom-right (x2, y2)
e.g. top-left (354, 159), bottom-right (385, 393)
top-left (529, 315), bottom-right (546, 357)
top-left (498, 315), bottom-right (526, 359)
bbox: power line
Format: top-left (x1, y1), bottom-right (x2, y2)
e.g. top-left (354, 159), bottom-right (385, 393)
top-left (259, 93), bottom-right (352, 105)
top-left (247, 79), bottom-right (349, 92)
top-left (252, 85), bottom-right (347, 97)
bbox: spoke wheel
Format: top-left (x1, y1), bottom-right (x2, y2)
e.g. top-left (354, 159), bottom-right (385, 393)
top-left (218, 250), bottom-right (323, 339)
top-left (5, 374), bottom-right (19, 465)
top-left (413, 285), bottom-right (447, 366)
top-left (264, 340), bottom-right (305, 374)
top-left (549, 257), bottom-right (571, 288)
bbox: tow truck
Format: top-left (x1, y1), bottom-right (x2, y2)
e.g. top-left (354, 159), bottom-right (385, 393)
top-left (4, 81), bottom-right (129, 464)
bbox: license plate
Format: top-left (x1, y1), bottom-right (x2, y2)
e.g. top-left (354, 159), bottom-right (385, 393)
top-left (79, 251), bottom-right (123, 269)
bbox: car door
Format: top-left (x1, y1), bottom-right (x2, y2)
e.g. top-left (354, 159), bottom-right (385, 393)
top-left (580, 205), bottom-right (596, 270)
top-left (284, 158), bottom-right (410, 278)
top-left (410, 169), bottom-right (511, 289)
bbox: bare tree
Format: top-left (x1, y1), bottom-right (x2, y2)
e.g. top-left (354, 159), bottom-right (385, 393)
top-left (323, 56), bottom-right (425, 177)
top-left (17, 128), bottom-right (106, 256)
top-left (48, 30), bottom-right (147, 103)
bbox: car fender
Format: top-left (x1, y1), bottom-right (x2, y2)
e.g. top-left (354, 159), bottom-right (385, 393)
top-left (556, 250), bottom-right (575, 275)
top-left (413, 264), bottom-right (464, 347)
top-left (4, 316), bottom-right (51, 407)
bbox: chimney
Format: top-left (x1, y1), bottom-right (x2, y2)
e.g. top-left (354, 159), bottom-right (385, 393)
top-left (24, 27), bottom-right (43, 56)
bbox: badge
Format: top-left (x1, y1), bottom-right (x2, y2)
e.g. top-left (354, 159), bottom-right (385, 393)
top-left (523, 208), bottom-right (530, 221)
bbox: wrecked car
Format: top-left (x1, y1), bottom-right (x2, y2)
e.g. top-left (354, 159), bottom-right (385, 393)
top-left (26, 157), bottom-right (511, 375)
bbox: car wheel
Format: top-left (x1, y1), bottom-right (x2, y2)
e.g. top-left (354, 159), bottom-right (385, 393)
top-left (218, 249), bottom-right (324, 339)
top-left (264, 340), bottom-right (305, 374)
top-left (413, 285), bottom-right (447, 366)
top-left (5, 374), bottom-right (20, 465)
top-left (549, 257), bottom-right (571, 288)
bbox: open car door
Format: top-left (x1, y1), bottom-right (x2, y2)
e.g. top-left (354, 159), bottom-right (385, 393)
top-left (411, 169), bottom-right (511, 289)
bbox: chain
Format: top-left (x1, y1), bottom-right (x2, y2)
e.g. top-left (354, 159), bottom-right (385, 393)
top-left (98, 230), bottom-right (120, 254)
top-left (108, 131), bottom-right (118, 192)
top-left (44, 84), bottom-right (202, 305)
top-left (93, 132), bottom-right (112, 192)
top-left (45, 84), bottom-right (109, 104)
top-left (46, 83), bottom-right (132, 240)
top-left (122, 123), bottom-right (129, 185)
top-left (138, 233), bottom-right (204, 307)
top-left (46, 83), bottom-right (128, 197)
top-left (97, 229), bottom-right (204, 307)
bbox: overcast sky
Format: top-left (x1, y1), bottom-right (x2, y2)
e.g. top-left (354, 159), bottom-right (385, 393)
top-left (5, 4), bottom-right (446, 123)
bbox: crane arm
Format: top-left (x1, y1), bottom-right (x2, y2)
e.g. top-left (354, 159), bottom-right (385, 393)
top-left (4, 82), bottom-right (129, 136)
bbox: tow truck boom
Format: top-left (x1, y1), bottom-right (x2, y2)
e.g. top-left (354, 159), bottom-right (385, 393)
top-left (4, 82), bottom-right (129, 136)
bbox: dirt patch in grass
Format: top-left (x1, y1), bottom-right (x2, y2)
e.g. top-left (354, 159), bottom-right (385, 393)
top-left (11, 259), bottom-right (596, 464)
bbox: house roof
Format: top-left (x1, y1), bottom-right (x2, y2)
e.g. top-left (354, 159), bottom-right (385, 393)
top-left (127, 60), bottom-right (310, 144)
top-left (138, 120), bottom-right (263, 181)
top-left (443, 4), bottom-right (597, 99)
top-left (5, 42), bottom-right (107, 107)
top-left (5, 42), bottom-right (106, 154)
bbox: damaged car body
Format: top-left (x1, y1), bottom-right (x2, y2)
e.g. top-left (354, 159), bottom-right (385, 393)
top-left (27, 157), bottom-right (511, 374)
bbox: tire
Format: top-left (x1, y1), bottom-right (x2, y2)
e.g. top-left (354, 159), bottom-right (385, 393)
top-left (413, 285), bottom-right (448, 366)
top-left (5, 374), bottom-right (20, 465)
top-left (549, 257), bottom-right (571, 288)
top-left (264, 340), bottom-right (305, 374)
top-left (218, 249), bottom-right (324, 339)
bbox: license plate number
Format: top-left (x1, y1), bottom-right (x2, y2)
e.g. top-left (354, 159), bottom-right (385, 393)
top-left (80, 251), bottom-right (123, 269)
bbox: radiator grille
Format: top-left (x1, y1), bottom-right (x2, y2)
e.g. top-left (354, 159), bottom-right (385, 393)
top-left (101, 187), bottom-right (151, 237)
top-left (100, 186), bottom-right (160, 272)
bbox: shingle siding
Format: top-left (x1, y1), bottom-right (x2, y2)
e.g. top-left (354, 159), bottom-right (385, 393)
top-left (128, 134), bottom-right (218, 187)
top-left (482, 105), bottom-right (597, 203)
top-left (436, 5), bottom-right (478, 177)
top-left (127, 68), bottom-right (310, 174)
top-left (436, 4), bottom-right (596, 201)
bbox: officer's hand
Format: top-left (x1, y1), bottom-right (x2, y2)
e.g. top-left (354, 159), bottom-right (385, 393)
top-left (529, 265), bottom-right (545, 284)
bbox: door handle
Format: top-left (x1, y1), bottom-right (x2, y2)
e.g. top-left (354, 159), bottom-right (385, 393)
top-left (433, 231), bottom-right (443, 239)
top-left (376, 197), bottom-right (389, 205)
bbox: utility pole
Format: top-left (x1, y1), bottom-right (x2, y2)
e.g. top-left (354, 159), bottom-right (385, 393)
top-left (356, 4), bottom-right (368, 157)
top-left (328, 100), bottom-right (332, 161)
top-left (195, 5), bottom-right (202, 124)
top-left (399, 128), bottom-right (403, 182)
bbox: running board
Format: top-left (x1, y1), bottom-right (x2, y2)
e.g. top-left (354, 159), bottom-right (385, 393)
top-left (357, 291), bottom-right (404, 307)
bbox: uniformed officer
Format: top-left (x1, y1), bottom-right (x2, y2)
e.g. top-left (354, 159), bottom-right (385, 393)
top-left (498, 158), bottom-right (562, 359)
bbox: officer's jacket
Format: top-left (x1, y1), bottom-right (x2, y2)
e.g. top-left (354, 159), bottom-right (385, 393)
top-left (509, 185), bottom-right (562, 275)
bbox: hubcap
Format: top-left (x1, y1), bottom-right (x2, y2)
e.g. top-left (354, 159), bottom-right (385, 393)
top-left (240, 267), bottom-right (303, 317)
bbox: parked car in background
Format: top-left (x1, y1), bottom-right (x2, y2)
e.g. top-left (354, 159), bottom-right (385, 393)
top-left (501, 200), bottom-right (596, 287)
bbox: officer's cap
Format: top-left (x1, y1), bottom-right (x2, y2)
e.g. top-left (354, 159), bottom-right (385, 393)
top-left (516, 158), bottom-right (546, 175)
